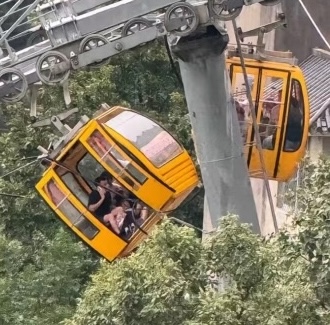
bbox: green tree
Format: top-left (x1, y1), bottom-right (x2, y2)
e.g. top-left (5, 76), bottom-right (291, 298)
top-left (64, 213), bottom-right (330, 325)
top-left (0, 228), bottom-right (97, 325)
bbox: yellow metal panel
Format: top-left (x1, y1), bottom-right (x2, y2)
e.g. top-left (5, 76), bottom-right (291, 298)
top-left (276, 70), bottom-right (310, 181)
top-left (36, 168), bottom-right (127, 262)
top-left (228, 59), bottom-right (309, 181)
top-left (79, 121), bottom-right (174, 211)
top-left (248, 68), bottom-right (289, 179)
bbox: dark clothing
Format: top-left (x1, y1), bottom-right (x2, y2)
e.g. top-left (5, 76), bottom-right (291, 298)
top-left (286, 117), bottom-right (302, 142)
top-left (286, 106), bottom-right (303, 142)
top-left (120, 209), bottom-right (136, 239)
top-left (88, 190), bottom-right (112, 220)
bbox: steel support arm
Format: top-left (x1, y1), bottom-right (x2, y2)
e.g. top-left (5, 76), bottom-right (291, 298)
top-left (74, 0), bottom-right (181, 36)
top-left (71, 25), bottom-right (166, 69)
top-left (71, 0), bottom-right (115, 15)
top-left (0, 0), bottom-right (25, 28)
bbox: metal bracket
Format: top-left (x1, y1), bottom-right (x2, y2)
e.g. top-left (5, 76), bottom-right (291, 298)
top-left (227, 12), bottom-right (294, 63)
top-left (29, 82), bottom-right (42, 121)
top-left (48, 114), bottom-right (90, 160)
top-left (62, 79), bottom-right (71, 107)
top-left (237, 12), bottom-right (286, 47)
top-left (31, 107), bottom-right (79, 134)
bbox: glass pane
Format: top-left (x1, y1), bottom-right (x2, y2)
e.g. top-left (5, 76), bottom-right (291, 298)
top-left (86, 131), bottom-right (122, 174)
top-left (45, 179), bottom-right (99, 240)
top-left (232, 72), bottom-right (257, 144)
top-left (260, 77), bottom-right (284, 150)
top-left (283, 80), bottom-right (304, 152)
top-left (77, 152), bottom-right (105, 189)
top-left (45, 179), bottom-right (82, 224)
top-left (60, 172), bottom-right (89, 206)
top-left (74, 216), bottom-right (99, 240)
top-left (126, 163), bottom-right (147, 184)
top-left (103, 111), bottom-right (183, 167)
top-left (87, 130), bottom-right (147, 184)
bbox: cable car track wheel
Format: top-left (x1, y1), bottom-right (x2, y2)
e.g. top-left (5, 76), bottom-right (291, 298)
top-left (36, 51), bottom-right (71, 86)
top-left (79, 34), bottom-right (110, 69)
top-left (164, 2), bottom-right (199, 37)
top-left (260, 0), bottom-right (282, 6)
top-left (121, 18), bottom-right (153, 37)
top-left (26, 29), bottom-right (48, 47)
top-left (208, 0), bottom-right (243, 21)
top-left (0, 68), bottom-right (28, 103)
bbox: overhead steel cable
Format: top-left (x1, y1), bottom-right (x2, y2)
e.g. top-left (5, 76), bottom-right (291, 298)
top-left (298, 0), bottom-right (330, 51)
top-left (0, 158), bottom-right (40, 179)
top-left (231, 18), bottom-right (279, 233)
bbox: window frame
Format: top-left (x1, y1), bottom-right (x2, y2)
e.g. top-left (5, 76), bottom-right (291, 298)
top-left (102, 110), bottom-right (184, 168)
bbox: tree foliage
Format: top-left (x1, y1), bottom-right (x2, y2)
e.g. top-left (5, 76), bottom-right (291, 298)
top-left (0, 228), bottom-right (97, 325)
top-left (64, 210), bottom-right (330, 325)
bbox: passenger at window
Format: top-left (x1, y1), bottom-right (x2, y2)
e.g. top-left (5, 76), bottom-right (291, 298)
top-left (235, 100), bottom-right (247, 142)
top-left (99, 171), bottom-right (125, 208)
top-left (88, 174), bottom-right (113, 224)
top-left (284, 97), bottom-right (303, 151)
top-left (262, 90), bottom-right (283, 150)
top-left (132, 201), bottom-right (149, 227)
top-left (104, 199), bottom-right (136, 238)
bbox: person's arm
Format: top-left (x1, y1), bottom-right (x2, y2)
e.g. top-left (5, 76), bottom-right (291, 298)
top-left (104, 207), bottom-right (122, 234)
top-left (140, 206), bottom-right (149, 220)
top-left (108, 214), bottom-right (120, 235)
top-left (88, 188), bottom-right (105, 212)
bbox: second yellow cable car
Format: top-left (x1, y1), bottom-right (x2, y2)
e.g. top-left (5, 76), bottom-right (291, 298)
top-left (227, 56), bottom-right (310, 182)
top-left (35, 104), bottom-right (199, 262)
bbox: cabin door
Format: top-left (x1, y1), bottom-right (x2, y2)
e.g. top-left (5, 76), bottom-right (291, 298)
top-left (248, 69), bottom-right (289, 179)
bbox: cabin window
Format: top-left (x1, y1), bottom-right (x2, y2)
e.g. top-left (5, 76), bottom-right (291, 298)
top-left (45, 179), bottom-right (99, 240)
top-left (260, 76), bottom-right (284, 150)
top-left (60, 171), bottom-right (89, 206)
top-left (103, 111), bottom-right (183, 167)
top-left (86, 130), bottom-right (147, 184)
top-left (231, 71), bottom-right (257, 144)
top-left (283, 79), bottom-right (304, 152)
top-left (77, 153), bottom-right (106, 189)
top-left (74, 216), bottom-right (100, 240)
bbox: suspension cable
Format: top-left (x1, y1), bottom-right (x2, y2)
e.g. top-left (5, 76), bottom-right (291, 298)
top-left (0, 192), bottom-right (28, 198)
top-left (298, 0), bottom-right (330, 51)
top-left (231, 18), bottom-right (279, 233)
top-left (168, 216), bottom-right (216, 234)
top-left (0, 159), bottom-right (40, 179)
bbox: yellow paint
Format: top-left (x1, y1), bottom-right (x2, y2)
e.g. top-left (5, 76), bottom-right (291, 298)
top-left (35, 106), bottom-right (199, 261)
top-left (227, 57), bottom-right (310, 181)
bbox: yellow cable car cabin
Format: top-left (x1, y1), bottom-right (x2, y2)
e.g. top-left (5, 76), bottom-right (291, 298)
top-left (227, 56), bottom-right (310, 182)
top-left (35, 105), bottom-right (199, 262)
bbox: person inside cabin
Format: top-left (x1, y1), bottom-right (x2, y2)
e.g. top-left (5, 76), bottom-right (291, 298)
top-left (103, 199), bottom-right (136, 239)
top-left (283, 97), bottom-right (303, 151)
top-left (259, 98), bottom-right (276, 141)
top-left (103, 198), bottom-right (150, 239)
top-left (88, 173), bottom-right (114, 224)
top-left (97, 171), bottom-right (131, 209)
top-left (131, 200), bottom-right (149, 227)
top-left (235, 100), bottom-right (247, 142)
top-left (262, 89), bottom-right (283, 150)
